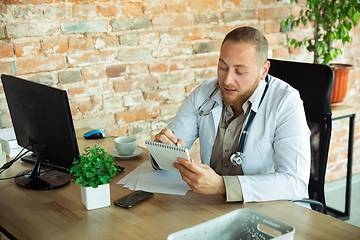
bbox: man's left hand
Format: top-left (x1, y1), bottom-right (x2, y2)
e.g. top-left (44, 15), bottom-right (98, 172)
top-left (174, 158), bottom-right (226, 195)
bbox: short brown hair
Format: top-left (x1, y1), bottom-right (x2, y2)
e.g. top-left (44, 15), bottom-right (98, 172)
top-left (221, 26), bottom-right (268, 66)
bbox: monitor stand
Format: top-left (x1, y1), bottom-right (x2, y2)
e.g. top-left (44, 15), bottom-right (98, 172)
top-left (15, 144), bottom-right (70, 190)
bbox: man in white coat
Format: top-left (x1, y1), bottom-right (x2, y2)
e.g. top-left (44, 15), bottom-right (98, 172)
top-left (153, 26), bottom-right (311, 203)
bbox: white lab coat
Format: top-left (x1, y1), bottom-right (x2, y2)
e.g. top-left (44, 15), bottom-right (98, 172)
top-left (168, 76), bottom-right (311, 202)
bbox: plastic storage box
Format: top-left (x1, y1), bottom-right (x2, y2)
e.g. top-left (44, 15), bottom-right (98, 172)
top-left (168, 209), bottom-right (295, 240)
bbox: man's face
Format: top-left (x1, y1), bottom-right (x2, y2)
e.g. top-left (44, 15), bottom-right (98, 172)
top-left (217, 41), bottom-right (268, 107)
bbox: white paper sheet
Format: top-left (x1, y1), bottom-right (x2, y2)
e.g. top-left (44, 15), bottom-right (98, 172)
top-left (117, 163), bottom-right (142, 185)
top-left (117, 160), bottom-right (191, 195)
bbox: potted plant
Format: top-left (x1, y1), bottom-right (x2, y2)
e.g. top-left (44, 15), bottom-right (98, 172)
top-left (69, 145), bottom-right (121, 210)
top-left (282, 0), bottom-right (360, 104)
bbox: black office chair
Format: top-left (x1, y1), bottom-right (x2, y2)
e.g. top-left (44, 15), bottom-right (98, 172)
top-left (268, 59), bottom-right (334, 213)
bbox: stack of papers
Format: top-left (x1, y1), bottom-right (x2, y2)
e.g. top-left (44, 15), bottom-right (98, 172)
top-left (0, 127), bottom-right (22, 157)
top-left (0, 142), bottom-right (6, 166)
top-left (117, 160), bottom-right (191, 195)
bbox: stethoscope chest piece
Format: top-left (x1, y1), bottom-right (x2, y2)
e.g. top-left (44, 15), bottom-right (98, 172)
top-left (230, 152), bottom-right (244, 165)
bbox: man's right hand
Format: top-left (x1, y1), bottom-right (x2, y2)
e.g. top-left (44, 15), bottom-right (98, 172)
top-left (154, 128), bottom-right (185, 147)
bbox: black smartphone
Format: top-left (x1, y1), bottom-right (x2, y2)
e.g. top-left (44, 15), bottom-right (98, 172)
top-left (114, 191), bottom-right (154, 209)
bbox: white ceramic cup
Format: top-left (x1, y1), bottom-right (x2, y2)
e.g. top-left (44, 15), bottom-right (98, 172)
top-left (115, 136), bottom-right (137, 156)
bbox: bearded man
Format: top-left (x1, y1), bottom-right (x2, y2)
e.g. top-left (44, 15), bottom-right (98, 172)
top-left (152, 26), bottom-right (311, 203)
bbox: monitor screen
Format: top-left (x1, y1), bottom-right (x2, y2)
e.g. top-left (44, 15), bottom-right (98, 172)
top-left (1, 74), bottom-right (80, 190)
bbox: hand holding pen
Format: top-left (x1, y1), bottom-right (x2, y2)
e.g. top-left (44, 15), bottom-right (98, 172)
top-left (154, 128), bottom-right (184, 147)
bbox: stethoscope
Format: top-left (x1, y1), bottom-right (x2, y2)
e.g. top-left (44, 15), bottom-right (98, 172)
top-left (198, 75), bottom-right (270, 166)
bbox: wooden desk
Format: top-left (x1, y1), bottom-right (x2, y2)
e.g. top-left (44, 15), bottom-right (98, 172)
top-left (1, 128), bottom-right (360, 240)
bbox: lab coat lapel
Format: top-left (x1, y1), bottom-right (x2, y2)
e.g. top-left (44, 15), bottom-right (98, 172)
top-left (239, 79), bottom-right (267, 138)
top-left (211, 87), bottom-right (223, 136)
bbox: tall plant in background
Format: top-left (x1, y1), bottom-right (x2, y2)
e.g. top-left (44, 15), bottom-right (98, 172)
top-left (282, 0), bottom-right (360, 65)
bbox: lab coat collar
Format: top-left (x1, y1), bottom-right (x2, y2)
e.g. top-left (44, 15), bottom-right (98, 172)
top-left (209, 77), bottom-right (269, 132)
top-left (251, 78), bottom-right (268, 113)
top-left (211, 77), bottom-right (268, 113)
top-left (207, 78), bottom-right (256, 131)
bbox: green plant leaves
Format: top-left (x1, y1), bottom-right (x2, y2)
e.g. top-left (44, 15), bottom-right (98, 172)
top-left (69, 145), bottom-right (120, 188)
top-left (282, 0), bottom-right (360, 65)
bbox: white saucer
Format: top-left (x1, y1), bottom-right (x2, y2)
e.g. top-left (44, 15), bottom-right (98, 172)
top-left (110, 148), bottom-right (143, 159)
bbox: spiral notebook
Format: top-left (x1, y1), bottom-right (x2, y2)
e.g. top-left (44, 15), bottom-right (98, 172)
top-left (145, 140), bottom-right (190, 172)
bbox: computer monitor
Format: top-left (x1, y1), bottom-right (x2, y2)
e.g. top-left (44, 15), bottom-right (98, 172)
top-left (1, 74), bottom-right (80, 190)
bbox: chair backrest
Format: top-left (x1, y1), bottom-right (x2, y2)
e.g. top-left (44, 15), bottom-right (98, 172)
top-left (268, 59), bottom-right (334, 213)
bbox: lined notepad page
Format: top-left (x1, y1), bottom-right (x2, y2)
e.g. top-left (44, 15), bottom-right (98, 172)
top-left (145, 140), bottom-right (190, 172)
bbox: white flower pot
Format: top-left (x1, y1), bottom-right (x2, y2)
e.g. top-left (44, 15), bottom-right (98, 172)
top-left (81, 183), bottom-right (111, 210)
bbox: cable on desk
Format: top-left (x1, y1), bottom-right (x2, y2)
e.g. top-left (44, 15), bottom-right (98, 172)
top-left (0, 168), bottom-right (56, 181)
top-left (0, 144), bottom-right (31, 177)
top-left (0, 171), bottom-right (26, 180)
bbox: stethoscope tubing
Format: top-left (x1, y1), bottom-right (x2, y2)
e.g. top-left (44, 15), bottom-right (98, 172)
top-left (198, 75), bottom-right (270, 165)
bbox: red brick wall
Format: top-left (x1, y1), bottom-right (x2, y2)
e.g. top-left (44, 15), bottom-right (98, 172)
top-left (0, 0), bottom-right (359, 182)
